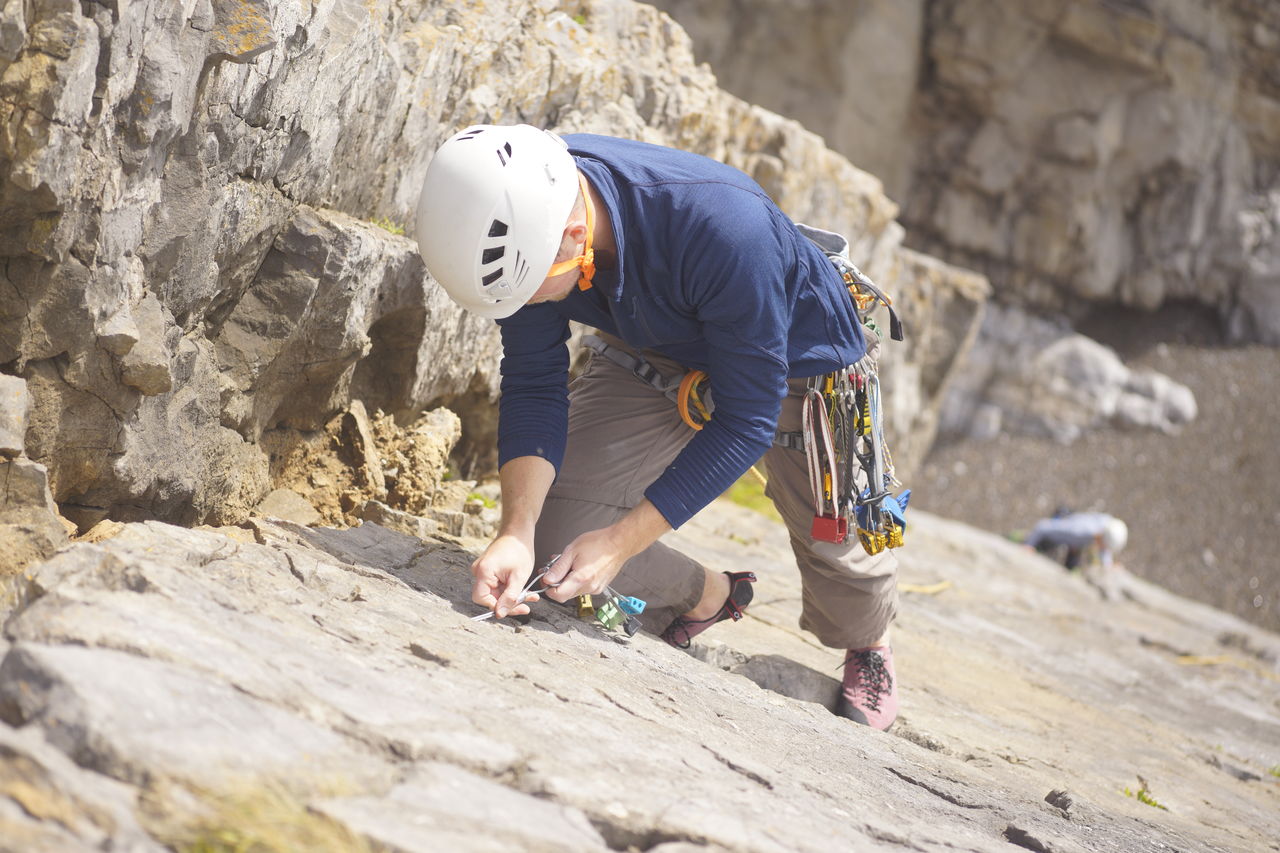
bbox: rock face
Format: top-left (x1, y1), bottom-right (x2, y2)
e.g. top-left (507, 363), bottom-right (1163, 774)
top-left (0, 500), bottom-right (1276, 850)
top-left (651, 0), bottom-right (1280, 343)
top-left (0, 374), bottom-right (68, 575)
top-left (941, 304), bottom-right (1198, 443)
top-left (0, 0), bottom-right (984, 528)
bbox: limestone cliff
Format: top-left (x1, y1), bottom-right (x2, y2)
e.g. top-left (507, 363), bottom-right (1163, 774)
top-left (650, 0), bottom-right (1280, 343)
top-left (0, 0), bottom-right (983, 544)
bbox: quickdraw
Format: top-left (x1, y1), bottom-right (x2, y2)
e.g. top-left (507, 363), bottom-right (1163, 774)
top-left (796, 223), bottom-right (910, 555)
top-left (802, 366), bottom-right (910, 553)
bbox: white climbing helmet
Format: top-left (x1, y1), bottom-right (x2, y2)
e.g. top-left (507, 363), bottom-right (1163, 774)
top-left (1102, 516), bottom-right (1128, 553)
top-left (415, 124), bottom-right (579, 319)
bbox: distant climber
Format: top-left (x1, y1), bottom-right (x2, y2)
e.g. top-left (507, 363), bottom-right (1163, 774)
top-left (414, 125), bottom-right (900, 729)
top-left (1025, 511), bottom-right (1128, 571)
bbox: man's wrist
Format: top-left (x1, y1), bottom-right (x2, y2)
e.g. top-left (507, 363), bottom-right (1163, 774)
top-left (496, 521), bottom-right (537, 542)
top-left (608, 500), bottom-right (670, 560)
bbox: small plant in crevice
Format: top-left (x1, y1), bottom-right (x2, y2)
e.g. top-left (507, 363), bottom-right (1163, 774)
top-left (372, 216), bottom-right (405, 236)
top-left (1122, 775), bottom-right (1169, 811)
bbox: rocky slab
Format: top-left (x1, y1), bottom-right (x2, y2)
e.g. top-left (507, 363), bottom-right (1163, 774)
top-left (0, 501), bottom-right (1275, 850)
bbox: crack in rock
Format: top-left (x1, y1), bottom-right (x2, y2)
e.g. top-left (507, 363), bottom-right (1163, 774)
top-left (702, 746), bottom-right (774, 791)
top-left (887, 767), bottom-right (993, 810)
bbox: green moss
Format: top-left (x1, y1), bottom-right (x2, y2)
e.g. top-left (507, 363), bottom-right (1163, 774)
top-left (372, 216), bottom-right (405, 236)
top-left (573, 13), bottom-right (587, 25)
top-left (1122, 778), bottom-right (1169, 811)
top-left (724, 469), bottom-right (781, 522)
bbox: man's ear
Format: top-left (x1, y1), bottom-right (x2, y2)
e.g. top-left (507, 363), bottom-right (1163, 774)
top-left (564, 217), bottom-right (588, 245)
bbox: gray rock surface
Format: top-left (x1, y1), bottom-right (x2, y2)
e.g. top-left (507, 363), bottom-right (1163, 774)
top-left (0, 375), bottom-right (27, 457)
top-left (0, 0), bottom-right (982, 527)
top-left (0, 722), bottom-right (164, 853)
top-left (0, 458), bottom-right (68, 575)
top-left (254, 487), bottom-right (322, 526)
top-left (651, 0), bottom-right (1280, 343)
top-left (1, 503), bottom-right (1275, 850)
top-left (940, 304), bottom-right (1198, 443)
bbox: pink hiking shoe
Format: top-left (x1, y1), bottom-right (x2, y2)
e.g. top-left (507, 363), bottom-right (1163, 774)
top-left (836, 645), bottom-right (898, 730)
top-left (660, 571), bottom-right (756, 649)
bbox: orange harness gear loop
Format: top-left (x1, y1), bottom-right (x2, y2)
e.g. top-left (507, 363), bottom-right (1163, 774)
top-left (677, 369), bottom-right (711, 430)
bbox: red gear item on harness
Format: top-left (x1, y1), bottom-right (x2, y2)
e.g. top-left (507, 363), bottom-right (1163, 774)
top-left (803, 384), bottom-right (847, 543)
top-left (545, 173), bottom-right (597, 291)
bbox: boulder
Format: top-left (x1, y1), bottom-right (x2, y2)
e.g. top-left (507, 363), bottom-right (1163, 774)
top-left (0, 459), bottom-right (68, 576)
top-left (939, 305), bottom-right (1197, 443)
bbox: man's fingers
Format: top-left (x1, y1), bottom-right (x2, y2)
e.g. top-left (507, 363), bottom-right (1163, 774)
top-left (471, 577), bottom-right (498, 609)
top-left (542, 552), bottom-right (568, 586)
top-left (495, 581), bottom-right (528, 618)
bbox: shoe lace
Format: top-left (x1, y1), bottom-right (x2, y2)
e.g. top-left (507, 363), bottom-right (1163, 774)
top-left (847, 650), bottom-right (892, 713)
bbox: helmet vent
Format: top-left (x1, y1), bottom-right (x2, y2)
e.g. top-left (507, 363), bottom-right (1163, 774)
top-left (488, 219), bottom-right (508, 238)
top-left (495, 141), bottom-right (514, 166)
top-left (482, 247), bottom-right (504, 265)
top-left (512, 251), bottom-right (530, 286)
top-left (481, 269), bottom-right (503, 287)
top-left (456, 129), bottom-right (483, 142)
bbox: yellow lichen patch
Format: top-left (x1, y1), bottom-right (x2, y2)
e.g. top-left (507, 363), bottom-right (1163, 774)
top-left (26, 212), bottom-right (59, 253)
top-left (174, 779), bottom-right (373, 853)
top-left (3, 780), bottom-right (87, 829)
top-left (215, 1), bottom-right (275, 59)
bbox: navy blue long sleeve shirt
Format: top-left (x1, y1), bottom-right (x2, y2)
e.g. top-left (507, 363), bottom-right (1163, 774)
top-left (496, 134), bottom-right (867, 529)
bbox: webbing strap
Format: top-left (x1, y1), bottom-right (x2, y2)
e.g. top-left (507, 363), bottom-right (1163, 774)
top-left (773, 431), bottom-right (805, 452)
top-left (585, 335), bottom-right (812, 453)
top-left (581, 335), bottom-right (686, 400)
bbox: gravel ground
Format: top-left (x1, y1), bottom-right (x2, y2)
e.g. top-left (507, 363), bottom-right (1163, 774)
top-left (913, 304), bottom-right (1280, 634)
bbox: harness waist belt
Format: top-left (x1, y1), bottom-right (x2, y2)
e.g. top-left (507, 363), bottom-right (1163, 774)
top-left (582, 333), bottom-right (806, 451)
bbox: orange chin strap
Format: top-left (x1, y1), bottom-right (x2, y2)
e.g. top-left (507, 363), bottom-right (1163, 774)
top-left (545, 173), bottom-right (596, 291)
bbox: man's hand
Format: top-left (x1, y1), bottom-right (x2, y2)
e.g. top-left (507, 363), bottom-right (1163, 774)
top-left (541, 499), bottom-right (671, 601)
top-left (541, 526), bottom-right (628, 601)
top-left (474, 455), bottom-right (557, 619)
top-left (470, 534), bottom-right (538, 619)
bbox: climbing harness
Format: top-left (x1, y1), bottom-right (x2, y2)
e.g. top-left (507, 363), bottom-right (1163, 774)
top-left (791, 223), bottom-right (910, 554)
top-left (581, 335), bottom-right (713, 430)
top-left (579, 224), bottom-right (911, 556)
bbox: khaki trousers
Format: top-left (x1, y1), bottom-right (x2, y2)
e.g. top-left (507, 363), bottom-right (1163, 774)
top-left (534, 335), bottom-right (898, 650)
